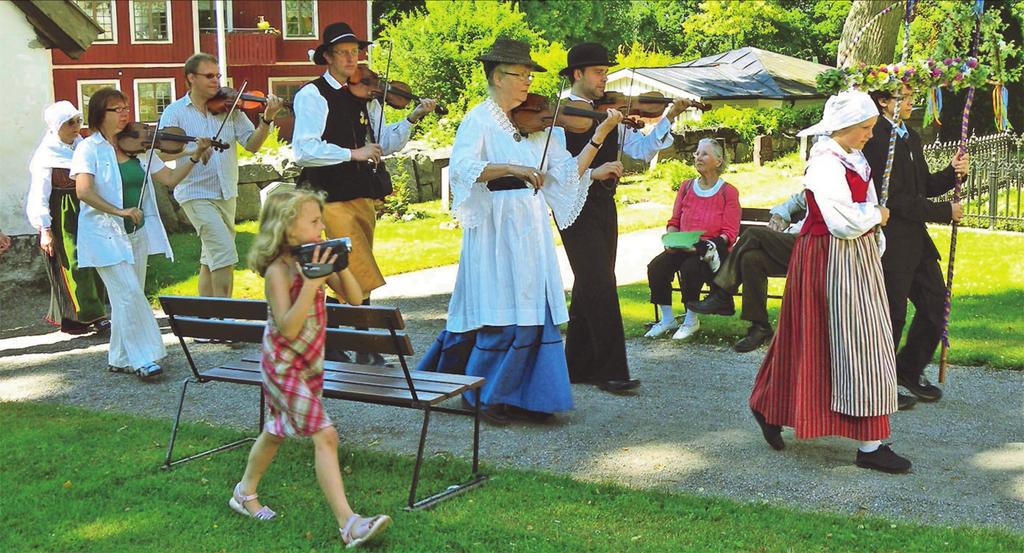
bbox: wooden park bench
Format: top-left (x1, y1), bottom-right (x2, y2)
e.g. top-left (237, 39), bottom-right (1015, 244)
top-left (652, 207), bottom-right (786, 322)
top-left (158, 295), bottom-right (487, 510)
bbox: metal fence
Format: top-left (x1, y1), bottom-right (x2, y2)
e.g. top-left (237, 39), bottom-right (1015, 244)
top-left (922, 131), bottom-right (1024, 231)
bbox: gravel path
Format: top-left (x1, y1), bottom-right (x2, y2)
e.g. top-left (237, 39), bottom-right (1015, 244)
top-left (2, 285), bottom-right (1022, 533)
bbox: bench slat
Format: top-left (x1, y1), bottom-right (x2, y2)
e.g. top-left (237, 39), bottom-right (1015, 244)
top-left (220, 359), bottom-right (473, 397)
top-left (325, 305), bottom-right (406, 331)
top-left (160, 296), bottom-right (268, 321)
top-left (201, 366), bottom-right (449, 404)
top-left (240, 356), bottom-right (484, 388)
top-left (167, 318), bottom-right (414, 356)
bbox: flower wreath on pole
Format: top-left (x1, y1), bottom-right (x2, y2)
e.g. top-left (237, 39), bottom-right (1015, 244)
top-left (817, 58), bottom-right (991, 127)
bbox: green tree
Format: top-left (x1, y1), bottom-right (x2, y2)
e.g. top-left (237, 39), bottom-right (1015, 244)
top-left (376, 0), bottom-right (547, 144)
top-left (681, 0), bottom-right (815, 59)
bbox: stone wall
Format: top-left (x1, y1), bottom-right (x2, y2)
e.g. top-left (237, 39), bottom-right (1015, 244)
top-left (154, 162), bottom-right (278, 233)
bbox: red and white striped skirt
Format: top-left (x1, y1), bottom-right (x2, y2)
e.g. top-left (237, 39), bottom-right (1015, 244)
top-left (749, 233), bottom-right (891, 441)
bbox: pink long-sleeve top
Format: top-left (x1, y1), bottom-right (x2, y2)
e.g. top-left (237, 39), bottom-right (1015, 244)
top-left (666, 177), bottom-right (742, 247)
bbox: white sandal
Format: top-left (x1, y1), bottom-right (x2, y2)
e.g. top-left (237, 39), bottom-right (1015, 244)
top-left (228, 482), bottom-right (276, 520)
top-left (340, 513), bottom-right (391, 549)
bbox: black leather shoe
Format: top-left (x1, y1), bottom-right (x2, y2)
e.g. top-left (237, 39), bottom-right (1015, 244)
top-left (480, 405), bottom-right (512, 426)
top-left (855, 444), bottom-right (911, 474)
top-left (687, 290), bottom-right (736, 316)
top-left (897, 393), bottom-right (917, 411)
top-left (897, 373), bottom-right (943, 402)
top-left (734, 324), bottom-right (773, 353)
top-left (355, 351), bottom-right (389, 366)
top-left (597, 379), bottom-right (640, 394)
top-left (325, 349), bottom-right (353, 363)
top-left (751, 409), bottom-right (785, 450)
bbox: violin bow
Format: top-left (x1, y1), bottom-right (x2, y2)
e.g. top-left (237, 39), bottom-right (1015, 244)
top-left (210, 79), bottom-right (249, 154)
top-left (617, 68), bottom-right (637, 164)
top-left (136, 121), bottom-right (162, 211)
top-left (371, 39), bottom-right (394, 170)
top-left (535, 76), bottom-right (569, 196)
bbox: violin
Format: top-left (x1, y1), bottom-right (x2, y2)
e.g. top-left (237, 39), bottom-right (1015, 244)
top-left (348, 65), bottom-right (448, 115)
top-left (559, 98), bottom-right (644, 133)
top-left (511, 94), bottom-right (642, 135)
top-left (116, 122), bottom-right (229, 155)
top-left (595, 91), bottom-right (711, 117)
top-left (206, 87), bottom-right (292, 115)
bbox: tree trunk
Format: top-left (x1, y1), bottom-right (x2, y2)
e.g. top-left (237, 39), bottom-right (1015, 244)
top-left (837, 0), bottom-right (904, 67)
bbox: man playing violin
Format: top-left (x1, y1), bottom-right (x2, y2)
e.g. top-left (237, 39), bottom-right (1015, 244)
top-left (558, 43), bottom-right (692, 395)
top-left (158, 53), bottom-right (284, 300)
top-left (291, 22), bottom-right (437, 364)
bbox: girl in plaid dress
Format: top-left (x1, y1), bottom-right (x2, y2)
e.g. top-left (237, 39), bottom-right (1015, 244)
top-left (230, 189), bottom-right (391, 548)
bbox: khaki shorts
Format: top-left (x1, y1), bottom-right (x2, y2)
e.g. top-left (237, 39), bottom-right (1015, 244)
top-left (181, 197), bottom-right (238, 270)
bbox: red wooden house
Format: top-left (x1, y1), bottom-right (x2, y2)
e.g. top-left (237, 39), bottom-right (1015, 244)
top-left (53, 0), bottom-right (371, 137)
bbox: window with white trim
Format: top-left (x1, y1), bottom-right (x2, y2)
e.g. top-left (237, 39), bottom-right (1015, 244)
top-left (135, 79), bottom-right (175, 123)
top-left (78, 80), bottom-right (120, 116)
top-left (269, 77), bottom-right (313, 116)
top-left (132, 0), bottom-right (171, 42)
top-left (282, 0), bottom-right (316, 39)
top-left (74, 1), bottom-right (116, 42)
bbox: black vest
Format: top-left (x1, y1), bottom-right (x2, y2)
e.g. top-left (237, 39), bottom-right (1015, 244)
top-left (298, 77), bottom-right (376, 202)
top-left (564, 120), bottom-right (619, 193)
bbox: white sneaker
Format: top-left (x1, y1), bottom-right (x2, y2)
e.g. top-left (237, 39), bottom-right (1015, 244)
top-left (702, 242), bottom-right (721, 273)
top-left (671, 319), bottom-right (701, 340)
top-left (644, 319), bottom-right (680, 338)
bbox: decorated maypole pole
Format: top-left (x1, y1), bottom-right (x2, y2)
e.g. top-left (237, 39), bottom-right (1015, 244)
top-left (938, 0), bottom-right (985, 383)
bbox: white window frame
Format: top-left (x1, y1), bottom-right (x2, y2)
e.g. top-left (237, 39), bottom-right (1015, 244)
top-left (281, 0), bottom-right (318, 41)
top-left (128, 0), bottom-right (173, 45)
top-left (75, 0), bottom-right (118, 43)
top-left (268, 76), bottom-right (315, 113)
top-left (133, 78), bottom-right (176, 123)
top-left (77, 79), bottom-right (122, 115)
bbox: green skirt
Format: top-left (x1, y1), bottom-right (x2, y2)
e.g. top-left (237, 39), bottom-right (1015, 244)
top-left (43, 190), bottom-right (107, 331)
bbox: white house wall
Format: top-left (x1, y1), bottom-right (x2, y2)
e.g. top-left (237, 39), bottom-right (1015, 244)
top-left (0, 1), bottom-right (55, 237)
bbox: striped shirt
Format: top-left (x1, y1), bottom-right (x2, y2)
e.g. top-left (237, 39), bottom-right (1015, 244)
top-left (158, 93), bottom-right (256, 203)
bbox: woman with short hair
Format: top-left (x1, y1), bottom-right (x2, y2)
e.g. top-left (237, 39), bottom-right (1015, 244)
top-left (72, 87), bottom-right (212, 379)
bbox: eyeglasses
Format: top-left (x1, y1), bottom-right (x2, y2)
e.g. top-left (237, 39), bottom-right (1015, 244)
top-left (499, 71), bottom-right (534, 83)
top-left (192, 72), bottom-right (222, 80)
top-left (105, 106), bottom-right (130, 114)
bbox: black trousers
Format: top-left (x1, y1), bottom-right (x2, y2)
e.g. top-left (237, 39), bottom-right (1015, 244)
top-left (884, 256), bottom-right (947, 380)
top-left (558, 189), bottom-right (631, 383)
top-left (647, 248), bottom-right (718, 306)
top-left (711, 226), bottom-right (796, 327)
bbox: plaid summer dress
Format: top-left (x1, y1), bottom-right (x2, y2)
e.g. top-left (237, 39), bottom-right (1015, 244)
top-left (261, 275), bottom-right (331, 437)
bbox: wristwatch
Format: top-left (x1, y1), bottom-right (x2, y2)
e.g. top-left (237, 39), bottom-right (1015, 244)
top-left (261, 115), bottom-right (273, 126)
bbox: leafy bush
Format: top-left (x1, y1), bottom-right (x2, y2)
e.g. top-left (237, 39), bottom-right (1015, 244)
top-left (376, 159), bottom-right (425, 222)
top-left (679, 105), bottom-right (824, 143)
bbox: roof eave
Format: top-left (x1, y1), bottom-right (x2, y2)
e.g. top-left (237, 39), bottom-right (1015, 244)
top-left (13, 0), bottom-right (102, 59)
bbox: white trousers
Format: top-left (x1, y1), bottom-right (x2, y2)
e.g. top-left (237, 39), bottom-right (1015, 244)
top-left (95, 231), bottom-right (165, 369)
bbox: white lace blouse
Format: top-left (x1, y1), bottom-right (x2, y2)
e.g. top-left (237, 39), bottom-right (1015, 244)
top-left (445, 98), bottom-right (594, 332)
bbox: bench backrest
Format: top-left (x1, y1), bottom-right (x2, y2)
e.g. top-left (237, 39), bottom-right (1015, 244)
top-left (159, 296), bottom-right (415, 380)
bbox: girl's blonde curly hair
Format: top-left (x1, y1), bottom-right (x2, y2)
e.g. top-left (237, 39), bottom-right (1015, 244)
top-left (248, 188), bottom-right (325, 277)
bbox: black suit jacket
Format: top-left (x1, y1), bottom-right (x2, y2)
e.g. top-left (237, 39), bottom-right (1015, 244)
top-left (862, 118), bottom-right (957, 272)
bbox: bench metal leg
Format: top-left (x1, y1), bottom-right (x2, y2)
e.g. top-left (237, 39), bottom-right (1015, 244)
top-left (403, 402), bottom-right (489, 511)
top-left (161, 377), bottom-right (256, 470)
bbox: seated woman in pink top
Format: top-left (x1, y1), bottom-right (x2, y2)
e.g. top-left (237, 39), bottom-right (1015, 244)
top-left (646, 138), bottom-right (741, 340)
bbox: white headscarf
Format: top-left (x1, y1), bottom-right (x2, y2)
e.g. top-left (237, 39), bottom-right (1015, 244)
top-left (30, 101), bottom-right (82, 171)
top-left (797, 89), bottom-right (878, 137)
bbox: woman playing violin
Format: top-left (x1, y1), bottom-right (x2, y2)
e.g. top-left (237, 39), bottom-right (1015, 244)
top-left (414, 38), bottom-right (622, 425)
top-left (71, 87), bottom-right (213, 380)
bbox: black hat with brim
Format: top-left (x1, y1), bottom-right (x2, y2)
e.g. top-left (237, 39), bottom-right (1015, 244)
top-left (559, 42), bottom-right (617, 77)
top-left (310, 22), bottom-right (372, 65)
top-left (476, 38), bottom-right (547, 73)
